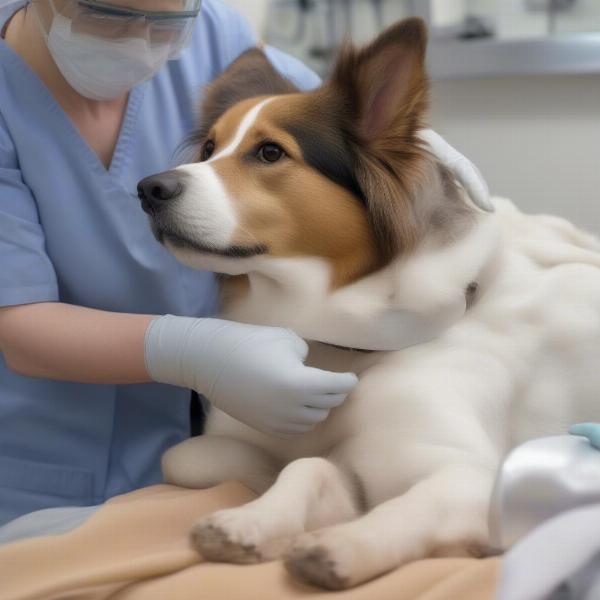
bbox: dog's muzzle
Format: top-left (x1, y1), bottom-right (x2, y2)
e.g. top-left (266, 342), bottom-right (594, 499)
top-left (137, 170), bottom-right (185, 215)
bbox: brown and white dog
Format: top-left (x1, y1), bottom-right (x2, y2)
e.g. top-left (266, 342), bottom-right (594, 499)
top-left (138, 19), bottom-right (600, 589)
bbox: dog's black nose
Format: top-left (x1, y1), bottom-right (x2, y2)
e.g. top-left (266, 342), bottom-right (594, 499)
top-left (137, 171), bottom-right (184, 213)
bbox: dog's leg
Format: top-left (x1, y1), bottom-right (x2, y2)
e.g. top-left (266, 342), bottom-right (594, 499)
top-left (191, 457), bottom-right (360, 564)
top-left (285, 462), bottom-right (494, 590)
top-left (162, 435), bottom-right (280, 494)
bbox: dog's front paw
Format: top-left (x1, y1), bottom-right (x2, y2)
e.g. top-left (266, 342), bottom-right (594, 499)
top-left (284, 530), bottom-right (357, 590)
top-left (191, 509), bottom-right (265, 564)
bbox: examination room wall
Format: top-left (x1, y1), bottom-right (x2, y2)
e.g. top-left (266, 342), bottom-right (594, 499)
top-left (225, 0), bottom-right (600, 234)
top-left (429, 75), bottom-right (600, 233)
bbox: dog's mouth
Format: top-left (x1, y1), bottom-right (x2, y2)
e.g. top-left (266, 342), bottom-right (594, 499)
top-left (155, 227), bottom-right (268, 259)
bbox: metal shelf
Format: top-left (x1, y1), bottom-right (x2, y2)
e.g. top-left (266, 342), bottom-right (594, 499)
top-left (427, 33), bottom-right (600, 80)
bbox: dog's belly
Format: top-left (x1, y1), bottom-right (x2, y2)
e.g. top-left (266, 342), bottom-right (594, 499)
top-left (205, 334), bottom-right (507, 506)
top-left (202, 329), bottom-right (502, 504)
top-left (205, 343), bottom-right (383, 463)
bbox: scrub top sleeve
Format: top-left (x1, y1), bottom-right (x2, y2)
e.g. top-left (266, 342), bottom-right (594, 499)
top-left (263, 45), bottom-right (322, 91)
top-left (0, 114), bottom-right (59, 308)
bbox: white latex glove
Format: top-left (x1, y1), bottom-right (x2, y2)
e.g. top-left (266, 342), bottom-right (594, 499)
top-left (419, 129), bottom-right (494, 212)
top-left (145, 315), bottom-right (358, 436)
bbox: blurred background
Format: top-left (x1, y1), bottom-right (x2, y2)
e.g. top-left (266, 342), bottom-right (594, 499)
top-left (224, 0), bottom-right (600, 231)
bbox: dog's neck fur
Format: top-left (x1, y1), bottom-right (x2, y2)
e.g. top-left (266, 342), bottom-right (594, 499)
top-left (222, 208), bottom-right (502, 351)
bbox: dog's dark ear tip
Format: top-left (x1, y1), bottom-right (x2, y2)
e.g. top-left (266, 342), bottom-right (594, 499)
top-left (399, 16), bottom-right (427, 33)
top-left (402, 18), bottom-right (427, 42)
top-left (381, 17), bottom-right (428, 53)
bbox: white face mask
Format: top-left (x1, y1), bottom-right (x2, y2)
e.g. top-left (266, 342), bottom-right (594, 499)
top-left (35, 7), bottom-right (173, 101)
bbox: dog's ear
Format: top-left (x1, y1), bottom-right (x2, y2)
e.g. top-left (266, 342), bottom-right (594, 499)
top-left (331, 18), bottom-right (428, 144)
top-left (327, 19), bottom-right (429, 260)
top-left (198, 48), bottom-right (298, 141)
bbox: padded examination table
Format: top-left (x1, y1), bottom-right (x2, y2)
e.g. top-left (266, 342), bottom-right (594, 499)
top-left (0, 482), bottom-right (499, 600)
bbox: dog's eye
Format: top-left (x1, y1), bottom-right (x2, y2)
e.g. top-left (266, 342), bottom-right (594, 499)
top-left (200, 140), bottom-right (215, 161)
top-left (257, 143), bottom-right (285, 164)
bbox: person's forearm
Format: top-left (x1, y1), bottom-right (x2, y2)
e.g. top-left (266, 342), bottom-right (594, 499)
top-left (0, 304), bottom-right (358, 436)
top-left (0, 302), bottom-right (155, 383)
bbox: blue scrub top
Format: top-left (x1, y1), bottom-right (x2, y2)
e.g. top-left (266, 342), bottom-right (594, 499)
top-left (0, 0), bottom-right (320, 525)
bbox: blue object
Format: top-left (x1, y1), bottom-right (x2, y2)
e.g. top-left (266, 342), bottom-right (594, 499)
top-left (570, 423), bottom-right (600, 450)
top-left (0, 0), bottom-right (320, 526)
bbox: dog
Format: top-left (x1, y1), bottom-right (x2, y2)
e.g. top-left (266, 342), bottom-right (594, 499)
top-left (137, 18), bottom-right (600, 589)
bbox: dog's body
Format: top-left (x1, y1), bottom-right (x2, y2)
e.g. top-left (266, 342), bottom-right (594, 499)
top-left (162, 200), bottom-right (600, 586)
top-left (139, 20), bottom-right (600, 589)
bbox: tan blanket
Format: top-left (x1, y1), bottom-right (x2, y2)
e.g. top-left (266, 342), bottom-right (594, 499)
top-left (0, 482), bottom-right (500, 600)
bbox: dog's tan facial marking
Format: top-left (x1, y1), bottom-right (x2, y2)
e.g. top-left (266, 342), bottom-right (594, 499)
top-left (206, 94), bottom-right (381, 288)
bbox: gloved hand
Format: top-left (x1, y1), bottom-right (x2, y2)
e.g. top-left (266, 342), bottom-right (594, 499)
top-left (145, 315), bottom-right (358, 436)
top-left (570, 423), bottom-right (600, 449)
top-left (418, 129), bottom-right (494, 212)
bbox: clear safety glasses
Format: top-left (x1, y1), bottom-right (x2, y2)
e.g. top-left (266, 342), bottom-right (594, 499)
top-left (43, 0), bottom-right (202, 56)
top-left (77, 0), bottom-right (202, 20)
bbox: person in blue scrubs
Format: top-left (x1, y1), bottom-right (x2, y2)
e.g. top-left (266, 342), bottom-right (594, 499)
top-left (0, 0), bottom-right (488, 526)
top-left (0, 0), bottom-right (359, 526)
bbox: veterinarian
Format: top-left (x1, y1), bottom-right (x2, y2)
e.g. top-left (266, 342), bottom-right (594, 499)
top-left (0, 0), bottom-right (490, 526)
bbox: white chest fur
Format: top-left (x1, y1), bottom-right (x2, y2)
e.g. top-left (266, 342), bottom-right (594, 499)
top-left (224, 213), bottom-right (502, 351)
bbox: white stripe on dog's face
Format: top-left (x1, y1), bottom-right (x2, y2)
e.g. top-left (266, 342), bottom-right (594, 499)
top-left (209, 98), bottom-right (274, 161)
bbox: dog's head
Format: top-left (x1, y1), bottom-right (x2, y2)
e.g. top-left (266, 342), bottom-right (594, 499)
top-left (138, 18), bottom-right (471, 288)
